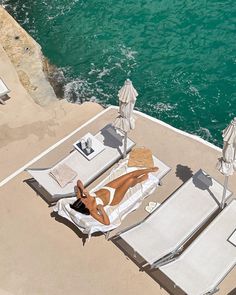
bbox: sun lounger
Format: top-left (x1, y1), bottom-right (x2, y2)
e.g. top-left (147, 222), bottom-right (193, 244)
top-left (160, 199), bottom-right (236, 295)
top-left (119, 170), bottom-right (232, 268)
top-left (53, 155), bottom-right (171, 238)
top-left (0, 78), bottom-right (10, 104)
top-left (26, 125), bottom-right (135, 199)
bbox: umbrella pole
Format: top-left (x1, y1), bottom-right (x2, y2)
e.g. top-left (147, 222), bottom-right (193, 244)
top-left (221, 175), bottom-right (229, 209)
top-left (123, 132), bottom-right (127, 159)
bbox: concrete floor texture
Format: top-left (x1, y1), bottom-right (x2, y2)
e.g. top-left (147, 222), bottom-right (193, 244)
top-left (0, 107), bottom-right (236, 295)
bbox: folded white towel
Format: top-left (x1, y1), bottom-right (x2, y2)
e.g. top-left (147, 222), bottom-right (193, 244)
top-left (49, 163), bottom-right (77, 188)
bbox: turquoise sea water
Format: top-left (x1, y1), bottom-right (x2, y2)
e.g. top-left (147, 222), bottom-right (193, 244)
top-left (2, 0), bottom-right (236, 146)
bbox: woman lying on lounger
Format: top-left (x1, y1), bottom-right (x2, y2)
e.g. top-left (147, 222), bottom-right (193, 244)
top-left (70, 167), bottom-right (158, 225)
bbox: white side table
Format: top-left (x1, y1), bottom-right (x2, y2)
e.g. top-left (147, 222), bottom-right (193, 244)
top-left (73, 132), bottom-right (105, 160)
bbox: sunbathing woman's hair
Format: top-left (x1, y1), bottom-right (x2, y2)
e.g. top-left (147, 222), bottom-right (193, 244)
top-left (70, 199), bottom-right (90, 215)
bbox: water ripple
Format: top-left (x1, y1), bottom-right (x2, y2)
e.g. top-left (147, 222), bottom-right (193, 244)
top-left (4, 0), bottom-right (236, 146)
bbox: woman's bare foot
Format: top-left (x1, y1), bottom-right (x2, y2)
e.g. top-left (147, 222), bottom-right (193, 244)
top-left (150, 166), bottom-right (158, 172)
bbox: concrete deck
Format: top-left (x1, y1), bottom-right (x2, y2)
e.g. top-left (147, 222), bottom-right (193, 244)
top-left (0, 41), bottom-right (103, 183)
top-left (0, 107), bottom-right (235, 295)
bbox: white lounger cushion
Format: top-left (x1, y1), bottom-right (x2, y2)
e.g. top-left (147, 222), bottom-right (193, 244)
top-left (120, 170), bottom-right (232, 266)
top-left (54, 156), bottom-right (170, 237)
top-left (160, 200), bottom-right (236, 295)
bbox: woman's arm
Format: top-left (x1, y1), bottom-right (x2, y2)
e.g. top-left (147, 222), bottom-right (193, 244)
top-left (77, 180), bottom-right (85, 192)
top-left (90, 205), bottom-right (110, 225)
top-left (76, 180), bottom-right (85, 199)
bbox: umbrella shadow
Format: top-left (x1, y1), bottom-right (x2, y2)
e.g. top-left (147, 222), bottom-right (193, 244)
top-left (175, 164), bottom-right (194, 183)
top-left (100, 124), bottom-right (124, 156)
top-left (192, 170), bottom-right (220, 207)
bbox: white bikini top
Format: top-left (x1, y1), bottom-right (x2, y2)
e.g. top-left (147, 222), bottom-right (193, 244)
top-left (90, 186), bottom-right (116, 206)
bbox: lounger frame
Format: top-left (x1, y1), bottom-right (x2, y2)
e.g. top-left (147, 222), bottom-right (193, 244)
top-left (171, 261), bottom-right (236, 295)
top-left (25, 124), bottom-right (135, 199)
top-left (160, 199), bottom-right (236, 295)
top-left (115, 170), bottom-right (232, 268)
top-left (206, 262), bottom-right (236, 295)
top-left (54, 155), bottom-right (171, 238)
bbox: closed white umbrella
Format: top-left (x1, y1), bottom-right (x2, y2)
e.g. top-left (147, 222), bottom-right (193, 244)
top-left (113, 79), bottom-right (138, 157)
top-left (217, 117), bottom-right (236, 208)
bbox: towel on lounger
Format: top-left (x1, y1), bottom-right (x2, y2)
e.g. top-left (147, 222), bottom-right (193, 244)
top-left (54, 161), bottom-right (160, 238)
top-left (128, 147), bottom-right (155, 168)
top-left (49, 163), bottom-right (77, 187)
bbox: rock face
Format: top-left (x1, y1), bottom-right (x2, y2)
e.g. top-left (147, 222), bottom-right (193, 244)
top-left (0, 6), bottom-right (57, 106)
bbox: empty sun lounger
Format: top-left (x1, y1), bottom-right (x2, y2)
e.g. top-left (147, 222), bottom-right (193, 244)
top-left (53, 155), bottom-right (171, 238)
top-left (160, 199), bottom-right (236, 295)
top-left (119, 170), bottom-right (232, 268)
top-left (0, 78), bottom-right (10, 104)
top-left (26, 125), bottom-right (135, 199)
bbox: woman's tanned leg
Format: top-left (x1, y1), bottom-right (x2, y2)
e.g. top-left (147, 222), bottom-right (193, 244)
top-left (110, 174), bottom-right (148, 205)
top-left (106, 167), bottom-right (157, 189)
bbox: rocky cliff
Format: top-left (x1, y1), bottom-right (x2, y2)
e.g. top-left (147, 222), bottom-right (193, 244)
top-left (0, 6), bottom-right (57, 105)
